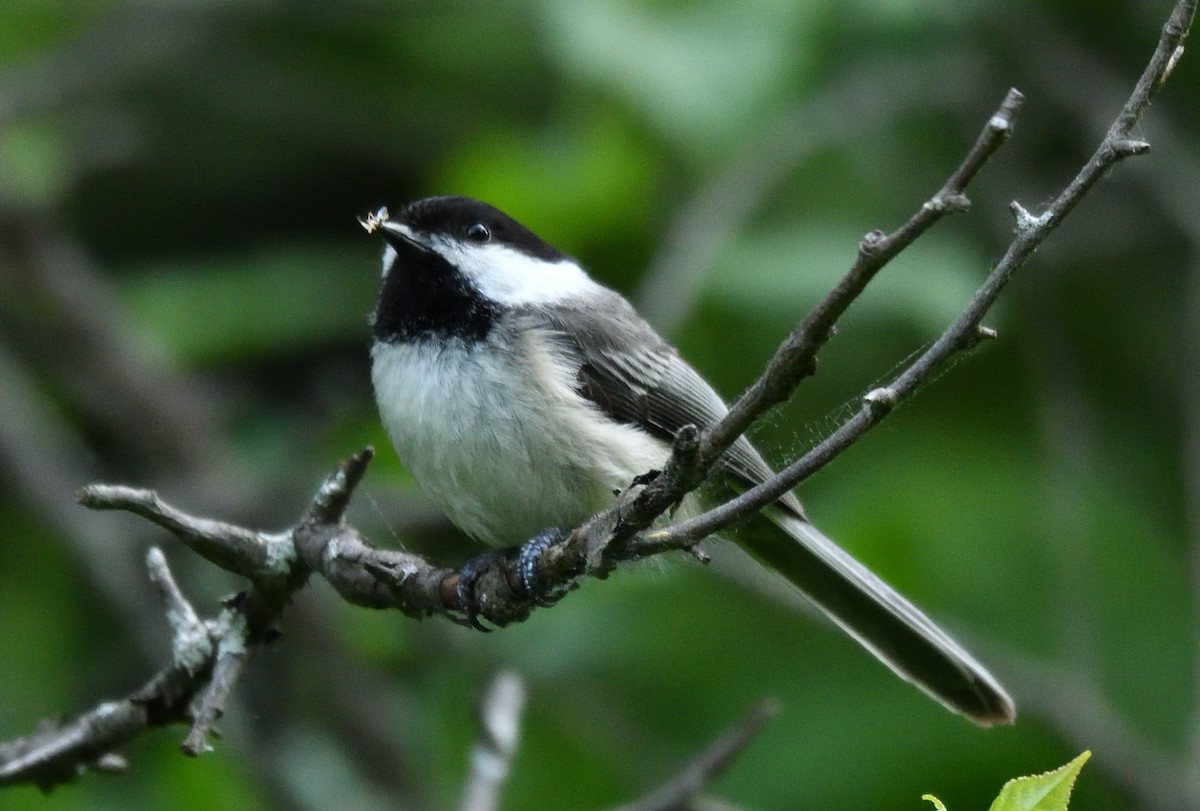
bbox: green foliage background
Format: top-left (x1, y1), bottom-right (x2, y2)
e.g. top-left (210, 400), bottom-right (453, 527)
top-left (0, 2), bottom-right (1196, 809)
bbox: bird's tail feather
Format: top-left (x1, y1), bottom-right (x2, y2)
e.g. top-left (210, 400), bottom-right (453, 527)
top-left (738, 510), bottom-right (1015, 725)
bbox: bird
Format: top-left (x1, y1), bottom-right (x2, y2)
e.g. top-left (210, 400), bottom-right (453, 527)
top-left (363, 194), bottom-right (1014, 725)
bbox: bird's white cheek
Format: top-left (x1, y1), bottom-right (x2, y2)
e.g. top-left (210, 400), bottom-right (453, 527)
top-left (380, 245), bottom-right (397, 278)
top-left (432, 240), bottom-right (599, 306)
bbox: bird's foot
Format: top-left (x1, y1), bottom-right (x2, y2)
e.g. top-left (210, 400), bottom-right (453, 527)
top-left (517, 527), bottom-right (571, 607)
top-left (453, 548), bottom-right (513, 631)
top-left (630, 468), bottom-right (661, 488)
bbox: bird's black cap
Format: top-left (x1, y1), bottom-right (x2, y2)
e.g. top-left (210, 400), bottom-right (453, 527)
top-left (399, 196), bottom-right (568, 262)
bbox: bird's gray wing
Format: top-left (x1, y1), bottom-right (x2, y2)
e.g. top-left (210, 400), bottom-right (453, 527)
top-left (520, 295), bottom-right (1014, 725)
top-left (520, 292), bottom-right (804, 518)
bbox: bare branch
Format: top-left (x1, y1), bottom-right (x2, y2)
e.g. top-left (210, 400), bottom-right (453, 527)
top-left (0, 453), bottom-right (373, 788)
top-left (555, 88), bottom-right (1022, 568)
top-left (611, 700), bottom-right (780, 811)
top-left (145, 547), bottom-right (213, 675)
top-left (49, 0), bottom-right (1198, 643)
top-left (3, 1), bottom-right (1193, 788)
top-left (694, 87), bottom-right (1023, 486)
top-left (78, 485), bottom-right (287, 579)
top-left (460, 672), bottom-right (527, 811)
top-left (0, 552), bottom-right (210, 790)
top-left (639, 0), bottom-right (1195, 551)
top-left (180, 620), bottom-right (248, 757)
top-left (636, 49), bottom-right (988, 332)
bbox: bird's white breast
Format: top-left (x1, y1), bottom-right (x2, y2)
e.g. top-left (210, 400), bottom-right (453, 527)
top-left (371, 330), bottom-right (670, 547)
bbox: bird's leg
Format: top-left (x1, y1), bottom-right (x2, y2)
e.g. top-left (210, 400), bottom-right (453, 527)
top-left (629, 468), bottom-right (661, 488)
top-left (517, 527), bottom-right (572, 607)
top-left (453, 548), bottom-right (515, 631)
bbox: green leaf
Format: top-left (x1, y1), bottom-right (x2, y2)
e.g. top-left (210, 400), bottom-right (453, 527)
top-left (987, 751), bottom-right (1092, 811)
top-left (922, 795), bottom-right (948, 811)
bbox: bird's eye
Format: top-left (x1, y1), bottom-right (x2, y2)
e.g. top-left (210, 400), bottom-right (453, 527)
top-left (466, 221), bottom-right (491, 242)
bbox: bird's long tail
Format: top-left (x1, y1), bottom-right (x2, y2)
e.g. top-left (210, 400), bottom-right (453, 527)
top-left (738, 510), bottom-right (1015, 725)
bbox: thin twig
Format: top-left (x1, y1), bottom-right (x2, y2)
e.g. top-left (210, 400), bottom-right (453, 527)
top-left (640, 0), bottom-right (1194, 552)
top-left (0, 457), bottom-right (369, 789)
top-left (635, 49), bottom-right (987, 332)
top-left (611, 700), bottom-right (780, 811)
top-left (79, 484), bottom-right (288, 579)
top-left (145, 547), bottom-right (213, 676)
top-left (694, 87), bottom-right (1023, 483)
top-left (0, 552), bottom-right (210, 790)
top-left (547, 87), bottom-right (1025, 578)
top-left (181, 627), bottom-right (247, 756)
top-left (460, 672), bottom-right (527, 811)
top-left (3, 2), bottom-right (1193, 788)
top-left (1014, 15), bottom-right (1200, 787)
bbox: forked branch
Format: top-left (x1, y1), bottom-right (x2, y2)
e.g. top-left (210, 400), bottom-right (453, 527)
top-left (0, 0), bottom-right (1193, 791)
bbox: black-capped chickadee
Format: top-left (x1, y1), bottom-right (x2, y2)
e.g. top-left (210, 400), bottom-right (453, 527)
top-left (364, 195), bottom-right (1014, 725)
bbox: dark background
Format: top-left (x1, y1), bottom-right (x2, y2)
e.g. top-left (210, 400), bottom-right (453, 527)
top-left (0, 2), bottom-right (1196, 809)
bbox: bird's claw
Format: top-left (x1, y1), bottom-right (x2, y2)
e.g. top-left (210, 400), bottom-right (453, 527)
top-left (630, 468), bottom-right (661, 488)
top-left (453, 548), bottom-right (512, 631)
top-left (452, 529), bottom-right (571, 626)
top-left (517, 528), bottom-right (570, 607)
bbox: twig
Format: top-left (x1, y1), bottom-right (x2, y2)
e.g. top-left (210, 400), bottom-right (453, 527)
top-left (180, 623), bottom-right (247, 756)
top-left (3, 1), bottom-right (1193, 787)
top-left (635, 49), bottom-right (987, 332)
top-left (691, 87), bottom-right (1022, 489)
top-left (145, 547), bottom-right (212, 674)
top-left (79, 485), bottom-right (287, 579)
top-left (460, 672), bottom-right (527, 811)
top-left (50, 0), bottom-right (1199, 638)
top-left (518, 86), bottom-right (1025, 587)
top-left (1012, 14), bottom-right (1200, 787)
top-left (611, 700), bottom-right (780, 811)
top-left (0, 551), bottom-right (211, 790)
top-left (0, 455), bottom-right (371, 789)
top-left (639, 0), bottom-right (1194, 552)
top-left (76, 450), bottom-right (457, 621)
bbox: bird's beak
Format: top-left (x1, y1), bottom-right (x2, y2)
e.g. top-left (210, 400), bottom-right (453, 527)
top-left (379, 221), bottom-right (430, 253)
top-left (358, 208), bottom-right (431, 253)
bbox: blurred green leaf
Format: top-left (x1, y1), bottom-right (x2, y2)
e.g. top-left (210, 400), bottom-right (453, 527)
top-left (438, 116), bottom-right (660, 260)
top-left (0, 118), bottom-right (73, 207)
top-left (706, 224), bottom-right (987, 332)
top-left (540, 0), bottom-right (821, 155)
top-left (119, 246), bottom-right (376, 365)
top-left (0, 2), bottom-right (101, 61)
